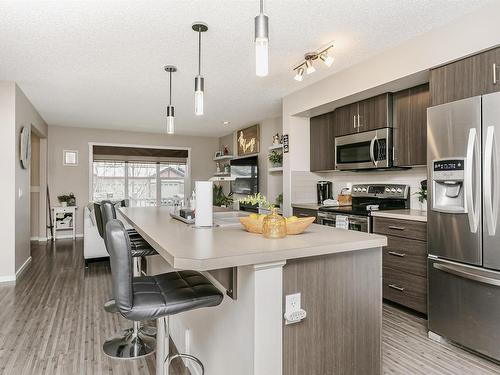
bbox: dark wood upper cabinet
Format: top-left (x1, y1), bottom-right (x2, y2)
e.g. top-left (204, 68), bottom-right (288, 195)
top-left (357, 93), bottom-right (392, 132)
top-left (393, 84), bottom-right (429, 167)
top-left (430, 47), bottom-right (500, 106)
top-left (332, 103), bottom-right (358, 137)
top-left (310, 113), bottom-right (335, 171)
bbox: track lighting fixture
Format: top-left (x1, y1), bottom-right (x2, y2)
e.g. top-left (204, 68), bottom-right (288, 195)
top-left (292, 42), bottom-right (334, 81)
top-left (192, 22), bottom-right (208, 116)
top-left (255, 0), bottom-right (269, 77)
top-left (164, 65), bottom-right (177, 134)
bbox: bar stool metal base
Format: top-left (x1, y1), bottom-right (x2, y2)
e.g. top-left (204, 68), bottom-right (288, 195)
top-left (103, 321), bottom-right (156, 359)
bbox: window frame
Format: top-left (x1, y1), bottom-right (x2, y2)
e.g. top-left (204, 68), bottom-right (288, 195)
top-left (88, 142), bottom-right (191, 205)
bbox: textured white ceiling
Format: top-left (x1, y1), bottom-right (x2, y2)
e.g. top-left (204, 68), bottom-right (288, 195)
top-left (0, 0), bottom-right (492, 136)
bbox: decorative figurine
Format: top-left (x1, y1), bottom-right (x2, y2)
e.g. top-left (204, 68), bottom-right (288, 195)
top-left (223, 145), bottom-right (230, 155)
top-left (272, 133), bottom-right (281, 145)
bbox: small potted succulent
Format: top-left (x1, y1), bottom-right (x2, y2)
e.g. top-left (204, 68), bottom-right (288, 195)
top-left (268, 150), bottom-right (283, 168)
top-left (415, 180), bottom-right (427, 211)
top-left (57, 194), bottom-right (71, 207)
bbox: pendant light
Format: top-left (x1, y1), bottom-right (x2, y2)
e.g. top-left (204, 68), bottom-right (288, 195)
top-left (164, 65), bottom-right (177, 134)
top-left (192, 22), bottom-right (208, 116)
top-left (254, 0), bottom-right (269, 77)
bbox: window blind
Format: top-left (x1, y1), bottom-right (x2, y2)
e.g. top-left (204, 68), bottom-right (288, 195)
top-left (92, 145), bottom-right (188, 164)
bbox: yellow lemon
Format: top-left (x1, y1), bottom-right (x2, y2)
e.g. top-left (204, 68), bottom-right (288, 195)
top-left (249, 213), bottom-right (259, 220)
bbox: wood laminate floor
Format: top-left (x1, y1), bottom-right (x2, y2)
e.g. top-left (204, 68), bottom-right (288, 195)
top-left (0, 239), bottom-right (499, 375)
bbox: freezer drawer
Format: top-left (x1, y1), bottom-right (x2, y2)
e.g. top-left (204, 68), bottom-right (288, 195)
top-left (428, 258), bottom-right (500, 361)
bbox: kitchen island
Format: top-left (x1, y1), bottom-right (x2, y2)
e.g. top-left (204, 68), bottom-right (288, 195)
top-left (119, 206), bottom-right (387, 375)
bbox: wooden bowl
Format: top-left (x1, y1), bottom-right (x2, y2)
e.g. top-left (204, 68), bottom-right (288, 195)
top-left (286, 217), bottom-right (316, 235)
top-left (239, 217), bottom-right (263, 234)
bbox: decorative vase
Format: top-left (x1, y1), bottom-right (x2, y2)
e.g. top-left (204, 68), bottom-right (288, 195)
top-left (262, 207), bottom-right (286, 239)
top-left (61, 202), bottom-right (67, 207)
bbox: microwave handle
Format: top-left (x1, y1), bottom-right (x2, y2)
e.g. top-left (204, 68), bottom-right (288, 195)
top-left (370, 136), bottom-right (378, 167)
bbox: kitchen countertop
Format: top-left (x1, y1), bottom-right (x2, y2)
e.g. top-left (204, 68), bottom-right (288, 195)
top-left (119, 206), bottom-right (387, 271)
top-left (370, 209), bottom-right (427, 222)
top-left (291, 203), bottom-right (322, 210)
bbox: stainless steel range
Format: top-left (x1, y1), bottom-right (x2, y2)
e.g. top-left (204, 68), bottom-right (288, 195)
top-left (317, 184), bottom-right (410, 232)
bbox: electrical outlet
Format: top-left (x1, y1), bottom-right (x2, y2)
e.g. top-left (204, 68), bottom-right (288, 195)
top-left (285, 293), bottom-right (301, 313)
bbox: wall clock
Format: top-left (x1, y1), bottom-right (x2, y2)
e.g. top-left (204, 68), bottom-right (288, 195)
top-left (20, 126), bottom-right (31, 169)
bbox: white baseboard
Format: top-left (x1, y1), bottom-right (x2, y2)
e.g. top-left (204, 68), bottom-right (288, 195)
top-left (38, 237), bottom-right (48, 242)
top-left (16, 257), bottom-right (32, 279)
top-left (49, 234), bottom-right (84, 240)
top-left (0, 275), bottom-right (16, 283)
top-left (30, 236), bottom-right (39, 241)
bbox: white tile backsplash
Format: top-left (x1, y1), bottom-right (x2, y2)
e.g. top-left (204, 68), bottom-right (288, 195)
top-left (291, 167), bottom-right (427, 209)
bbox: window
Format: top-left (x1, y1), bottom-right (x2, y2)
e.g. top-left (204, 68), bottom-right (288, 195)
top-left (92, 160), bottom-right (188, 207)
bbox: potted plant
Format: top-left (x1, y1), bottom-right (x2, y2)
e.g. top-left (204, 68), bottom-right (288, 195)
top-left (268, 150), bottom-right (283, 168)
top-left (415, 180), bottom-right (427, 211)
top-left (57, 194), bottom-right (71, 207)
top-left (275, 193), bottom-right (283, 209)
top-left (67, 192), bottom-right (76, 206)
top-left (213, 185), bottom-right (233, 208)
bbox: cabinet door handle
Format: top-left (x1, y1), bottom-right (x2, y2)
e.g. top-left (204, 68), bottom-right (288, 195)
top-left (353, 115), bottom-right (357, 128)
top-left (388, 251), bottom-right (406, 257)
top-left (357, 114), bottom-right (362, 128)
top-left (388, 284), bottom-right (405, 292)
top-left (494, 63), bottom-right (498, 85)
top-left (388, 225), bottom-right (406, 231)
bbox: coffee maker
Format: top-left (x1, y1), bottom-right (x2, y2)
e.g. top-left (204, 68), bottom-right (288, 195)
top-left (317, 181), bottom-right (333, 204)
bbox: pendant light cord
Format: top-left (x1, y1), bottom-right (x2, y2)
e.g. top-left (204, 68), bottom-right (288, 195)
top-left (198, 30), bottom-right (202, 76)
top-left (260, 0), bottom-right (263, 14)
top-left (169, 70), bottom-right (172, 106)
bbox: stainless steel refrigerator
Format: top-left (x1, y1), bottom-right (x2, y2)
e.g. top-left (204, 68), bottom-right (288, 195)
top-left (427, 92), bottom-right (500, 361)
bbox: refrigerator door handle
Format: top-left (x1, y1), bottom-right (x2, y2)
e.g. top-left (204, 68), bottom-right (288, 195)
top-left (465, 128), bottom-right (480, 233)
top-left (433, 262), bottom-right (500, 287)
top-left (484, 126), bottom-right (498, 236)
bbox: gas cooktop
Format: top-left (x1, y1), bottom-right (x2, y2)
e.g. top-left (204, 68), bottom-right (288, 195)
top-left (318, 184), bottom-right (410, 217)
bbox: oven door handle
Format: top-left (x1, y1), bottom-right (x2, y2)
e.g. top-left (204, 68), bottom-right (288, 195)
top-left (370, 136), bottom-right (378, 167)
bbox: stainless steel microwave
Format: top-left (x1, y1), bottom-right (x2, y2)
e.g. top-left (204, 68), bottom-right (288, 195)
top-left (335, 128), bottom-right (392, 170)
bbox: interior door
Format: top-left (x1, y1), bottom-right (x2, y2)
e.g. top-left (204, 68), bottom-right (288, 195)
top-left (482, 92), bottom-right (500, 270)
top-left (427, 97), bottom-right (482, 265)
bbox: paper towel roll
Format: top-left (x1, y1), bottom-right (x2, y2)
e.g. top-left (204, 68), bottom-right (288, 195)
top-left (195, 181), bottom-right (213, 227)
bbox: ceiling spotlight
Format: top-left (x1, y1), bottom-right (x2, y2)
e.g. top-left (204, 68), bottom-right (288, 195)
top-left (193, 22), bottom-right (208, 116)
top-left (305, 59), bottom-right (316, 75)
top-left (164, 65), bottom-right (177, 134)
top-left (223, 121), bottom-right (230, 125)
top-left (291, 42), bottom-right (334, 81)
top-left (255, 0), bottom-right (269, 77)
top-left (319, 53), bottom-right (334, 67)
top-left (294, 67), bottom-right (305, 81)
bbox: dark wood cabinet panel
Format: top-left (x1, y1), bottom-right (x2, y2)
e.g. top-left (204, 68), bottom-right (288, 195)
top-left (332, 103), bottom-right (358, 137)
top-left (292, 207), bottom-right (319, 223)
top-left (310, 113), bottom-right (335, 171)
top-left (373, 217), bottom-right (427, 241)
top-left (382, 235), bottom-right (427, 277)
top-left (358, 93), bottom-right (392, 131)
top-left (472, 47), bottom-right (500, 97)
top-left (430, 55), bottom-right (474, 106)
top-left (430, 47), bottom-right (500, 106)
top-left (393, 84), bottom-right (429, 166)
top-left (383, 267), bottom-right (427, 314)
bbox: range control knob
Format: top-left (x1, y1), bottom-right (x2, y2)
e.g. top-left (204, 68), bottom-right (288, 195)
top-left (362, 187), bottom-right (367, 192)
top-left (385, 188), bottom-right (391, 192)
top-left (396, 188), bottom-right (403, 193)
top-left (391, 188), bottom-right (396, 193)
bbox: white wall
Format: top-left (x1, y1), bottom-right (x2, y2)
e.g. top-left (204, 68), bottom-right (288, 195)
top-left (0, 81), bottom-right (47, 281)
top-left (0, 82), bottom-right (17, 280)
top-left (15, 85), bottom-right (48, 271)
top-left (48, 125), bottom-right (220, 236)
top-left (282, 2), bottom-right (500, 216)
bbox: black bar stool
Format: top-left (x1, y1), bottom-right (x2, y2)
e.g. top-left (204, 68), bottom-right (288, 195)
top-left (105, 219), bottom-right (223, 375)
top-left (94, 201), bottom-right (158, 359)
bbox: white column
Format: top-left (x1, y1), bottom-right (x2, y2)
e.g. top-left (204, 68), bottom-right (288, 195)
top-left (253, 260), bottom-right (286, 375)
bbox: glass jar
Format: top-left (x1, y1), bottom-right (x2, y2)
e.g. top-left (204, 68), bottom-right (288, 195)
top-left (262, 207), bottom-right (287, 239)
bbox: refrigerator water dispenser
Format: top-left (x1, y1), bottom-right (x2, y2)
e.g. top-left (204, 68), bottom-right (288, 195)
top-left (432, 158), bottom-right (466, 213)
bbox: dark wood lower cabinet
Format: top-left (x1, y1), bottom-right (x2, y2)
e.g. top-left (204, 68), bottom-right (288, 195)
top-left (373, 216), bottom-right (428, 314)
top-left (292, 207), bottom-right (319, 222)
top-left (283, 248), bottom-right (382, 375)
